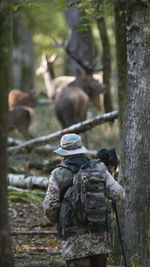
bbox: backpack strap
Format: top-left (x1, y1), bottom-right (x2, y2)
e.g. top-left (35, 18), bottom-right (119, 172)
top-left (58, 164), bottom-right (73, 172)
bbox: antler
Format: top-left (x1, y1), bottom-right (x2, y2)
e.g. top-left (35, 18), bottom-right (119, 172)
top-left (52, 39), bottom-right (103, 75)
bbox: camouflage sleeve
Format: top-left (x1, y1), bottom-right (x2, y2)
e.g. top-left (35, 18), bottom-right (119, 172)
top-left (105, 169), bottom-right (125, 201)
top-left (42, 172), bottom-right (60, 225)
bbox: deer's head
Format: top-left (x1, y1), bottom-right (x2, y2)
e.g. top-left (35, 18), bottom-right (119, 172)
top-left (75, 69), bottom-right (106, 97)
top-left (36, 53), bottom-right (57, 77)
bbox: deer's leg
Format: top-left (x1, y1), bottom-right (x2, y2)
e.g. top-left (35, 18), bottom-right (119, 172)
top-left (16, 125), bottom-right (33, 140)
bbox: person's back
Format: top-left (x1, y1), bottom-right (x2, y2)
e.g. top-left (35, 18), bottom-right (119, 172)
top-left (43, 134), bottom-right (125, 267)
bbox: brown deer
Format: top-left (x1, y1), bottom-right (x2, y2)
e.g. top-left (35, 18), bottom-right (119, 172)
top-left (36, 53), bottom-right (105, 128)
top-left (8, 89), bottom-right (40, 139)
top-left (8, 89), bottom-right (38, 108)
top-left (8, 105), bottom-right (35, 140)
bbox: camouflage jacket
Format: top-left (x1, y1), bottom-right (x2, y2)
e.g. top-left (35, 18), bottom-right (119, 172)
top-left (43, 156), bottom-right (125, 260)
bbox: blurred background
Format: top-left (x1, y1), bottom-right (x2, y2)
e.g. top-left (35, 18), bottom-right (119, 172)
top-left (10, 0), bottom-right (119, 152)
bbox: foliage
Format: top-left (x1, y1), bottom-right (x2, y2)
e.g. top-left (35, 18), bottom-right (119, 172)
top-left (13, 0), bottom-right (66, 11)
top-left (129, 253), bottom-right (140, 267)
top-left (13, 0), bottom-right (41, 11)
top-left (13, 0), bottom-right (68, 47)
top-left (66, 0), bottom-right (114, 27)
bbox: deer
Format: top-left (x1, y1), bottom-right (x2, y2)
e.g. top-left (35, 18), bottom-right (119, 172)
top-left (8, 89), bottom-right (39, 108)
top-left (36, 53), bottom-right (106, 129)
top-left (8, 105), bottom-right (35, 140)
top-left (8, 89), bottom-right (39, 139)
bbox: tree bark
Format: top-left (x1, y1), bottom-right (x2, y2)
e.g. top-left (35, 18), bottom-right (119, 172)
top-left (0, 1), bottom-right (14, 266)
top-left (123, 1), bottom-right (150, 266)
top-left (7, 110), bottom-right (118, 155)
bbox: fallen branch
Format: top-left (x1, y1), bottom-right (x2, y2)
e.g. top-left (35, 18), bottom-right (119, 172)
top-left (8, 110), bottom-right (118, 155)
top-left (14, 249), bottom-right (62, 256)
top-left (49, 251), bottom-right (62, 256)
top-left (8, 137), bottom-right (23, 146)
top-left (8, 186), bottom-right (45, 195)
top-left (8, 174), bottom-right (49, 189)
top-left (11, 230), bottom-right (58, 235)
top-left (37, 98), bottom-right (52, 105)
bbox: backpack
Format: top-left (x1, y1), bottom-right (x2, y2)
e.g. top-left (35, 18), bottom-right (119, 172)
top-left (58, 160), bottom-right (111, 239)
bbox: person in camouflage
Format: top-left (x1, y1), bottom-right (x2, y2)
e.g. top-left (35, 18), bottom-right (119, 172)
top-left (43, 134), bottom-right (125, 267)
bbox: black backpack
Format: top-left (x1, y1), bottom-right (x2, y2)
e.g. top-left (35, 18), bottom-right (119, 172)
top-left (58, 160), bottom-right (111, 239)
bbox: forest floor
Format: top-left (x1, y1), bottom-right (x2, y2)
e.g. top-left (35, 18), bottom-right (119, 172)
top-left (9, 200), bottom-right (65, 267)
top-left (8, 198), bottom-right (120, 267)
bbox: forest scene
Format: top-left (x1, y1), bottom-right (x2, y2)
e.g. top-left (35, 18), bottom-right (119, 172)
top-left (0, 0), bottom-right (150, 267)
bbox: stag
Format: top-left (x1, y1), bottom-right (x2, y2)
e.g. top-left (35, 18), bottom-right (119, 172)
top-left (36, 53), bottom-right (105, 129)
top-left (8, 105), bottom-right (35, 140)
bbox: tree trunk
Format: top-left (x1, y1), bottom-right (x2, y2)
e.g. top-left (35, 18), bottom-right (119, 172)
top-left (13, 10), bottom-right (34, 92)
top-left (123, 2), bottom-right (150, 266)
top-left (65, 5), bottom-right (97, 75)
top-left (114, 0), bottom-right (127, 129)
top-left (0, 0), bottom-right (14, 266)
top-left (97, 16), bottom-right (113, 113)
top-left (113, 0), bottom-right (127, 261)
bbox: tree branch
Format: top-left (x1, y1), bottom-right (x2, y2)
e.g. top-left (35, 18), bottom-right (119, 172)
top-left (8, 110), bottom-right (118, 155)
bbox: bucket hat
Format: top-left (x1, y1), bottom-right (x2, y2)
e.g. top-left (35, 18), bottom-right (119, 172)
top-left (54, 134), bottom-right (88, 156)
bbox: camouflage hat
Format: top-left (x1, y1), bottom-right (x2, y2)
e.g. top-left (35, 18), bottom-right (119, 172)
top-left (54, 134), bottom-right (88, 156)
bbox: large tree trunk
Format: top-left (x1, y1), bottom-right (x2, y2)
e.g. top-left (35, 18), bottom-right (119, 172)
top-left (0, 1), bottom-right (14, 266)
top-left (123, 2), bottom-right (150, 266)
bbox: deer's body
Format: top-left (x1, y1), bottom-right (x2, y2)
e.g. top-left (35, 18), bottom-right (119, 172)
top-left (36, 54), bottom-right (105, 128)
top-left (54, 85), bottom-right (89, 128)
top-left (8, 105), bottom-right (35, 140)
top-left (42, 74), bottom-right (75, 99)
top-left (8, 89), bottom-right (38, 108)
top-left (8, 89), bottom-right (37, 139)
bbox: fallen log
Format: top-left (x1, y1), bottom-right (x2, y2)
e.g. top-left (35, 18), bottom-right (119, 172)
top-left (37, 98), bottom-right (52, 105)
top-left (8, 186), bottom-right (45, 195)
top-left (8, 110), bottom-right (118, 155)
top-left (8, 174), bottom-right (49, 189)
top-left (8, 137), bottom-right (23, 146)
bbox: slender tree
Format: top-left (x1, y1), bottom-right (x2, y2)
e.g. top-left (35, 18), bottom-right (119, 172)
top-left (0, 0), bottom-right (14, 266)
top-left (114, 0), bottom-right (127, 128)
top-left (121, 1), bottom-right (150, 265)
top-left (97, 15), bottom-right (113, 113)
top-left (113, 0), bottom-right (127, 262)
top-left (13, 10), bottom-right (34, 92)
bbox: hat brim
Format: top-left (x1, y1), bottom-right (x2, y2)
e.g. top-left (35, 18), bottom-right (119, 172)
top-left (54, 145), bottom-right (88, 156)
